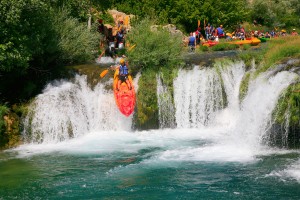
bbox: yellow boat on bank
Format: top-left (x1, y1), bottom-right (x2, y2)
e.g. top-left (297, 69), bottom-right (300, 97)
top-left (228, 38), bottom-right (261, 46)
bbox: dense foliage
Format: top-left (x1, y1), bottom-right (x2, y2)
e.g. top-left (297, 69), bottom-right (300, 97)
top-left (250, 0), bottom-right (300, 28)
top-left (107, 0), bottom-right (249, 32)
top-left (103, 0), bottom-right (299, 32)
top-left (0, 0), bottom-right (99, 103)
top-left (0, 105), bottom-right (9, 139)
top-left (126, 18), bottom-right (183, 71)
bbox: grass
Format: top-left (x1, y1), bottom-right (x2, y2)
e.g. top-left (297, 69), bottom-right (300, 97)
top-left (256, 36), bottom-right (300, 74)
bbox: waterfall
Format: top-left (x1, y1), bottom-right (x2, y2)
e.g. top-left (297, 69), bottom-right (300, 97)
top-left (173, 66), bottom-right (225, 128)
top-left (169, 61), bottom-right (298, 146)
top-left (217, 60), bottom-right (245, 109)
top-left (237, 71), bottom-right (298, 147)
top-left (23, 60), bottom-right (299, 147)
top-left (23, 75), bottom-right (132, 143)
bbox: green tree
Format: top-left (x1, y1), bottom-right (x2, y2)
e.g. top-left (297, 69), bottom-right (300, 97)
top-left (0, 0), bottom-right (99, 103)
top-left (107, 0), bottom-right (249, 33)
top-left (250, 0), bottom-right (300, 28)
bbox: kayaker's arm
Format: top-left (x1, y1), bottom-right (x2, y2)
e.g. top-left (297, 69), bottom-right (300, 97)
top-left (110, 65), bottom-right (120, 70)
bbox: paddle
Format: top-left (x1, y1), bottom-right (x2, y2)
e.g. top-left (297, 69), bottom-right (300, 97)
top-left (128, 44), bottom-right (136, 51)
top-left (99, 45), bottom-right (135, 78)
top-left (100, 68), bottom-right (110, 78)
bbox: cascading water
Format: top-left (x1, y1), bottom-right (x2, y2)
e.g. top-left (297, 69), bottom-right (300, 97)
top-left (22, 75), bottom-right (132, 143)
top-left (168, 61), bottom-right (298, 148)
top-left (23, 60), bottom-right (298, 149)
top-left (235, 71), bottom-right (298, 147)
top-left (218, 60), bottom-right (245, 109)
top-left (173, 65), bottom-right (225, 128)
top-left (5, 60), bottom-right (300, 199)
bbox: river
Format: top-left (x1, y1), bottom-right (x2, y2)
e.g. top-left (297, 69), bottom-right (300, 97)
top-left (1, 61), bottom-right (300, 199)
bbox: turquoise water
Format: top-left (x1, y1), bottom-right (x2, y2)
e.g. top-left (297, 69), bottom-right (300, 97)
top-left (1, 130), bottom-right (300, 199)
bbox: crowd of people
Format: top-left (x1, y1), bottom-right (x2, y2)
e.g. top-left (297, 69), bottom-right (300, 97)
top-left (187, 22), bottom-right (299, 51)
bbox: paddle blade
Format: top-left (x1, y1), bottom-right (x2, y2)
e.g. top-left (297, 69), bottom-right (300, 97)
top-left (100, 69), bottom-right (109, 78)
top-left (128, 44), bottom-right (136, 51)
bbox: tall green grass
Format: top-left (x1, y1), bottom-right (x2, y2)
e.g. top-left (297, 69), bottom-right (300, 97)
top-left (257, 36), bottom-right (300, 74)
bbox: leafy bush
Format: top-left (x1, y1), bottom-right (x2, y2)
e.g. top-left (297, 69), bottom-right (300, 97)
top-left (52, 9), bottom-right (99, 64)
top-left (0, 105), bottom-right (9, 144)
top-left (250, 0), bottom-right (300, 27)
top-left (126, 18), bottom-right (183, 71)
top-left (199, 45), bottom-right (209, 52)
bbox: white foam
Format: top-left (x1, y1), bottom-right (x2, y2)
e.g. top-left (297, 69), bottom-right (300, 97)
top-left (19, 61), bottom-right (300, 167)
top-left (269, 159), bottom-right (300, 182)
top-left (95, 56), bottom-right (116, 64)
top-left (22, 75), bottom-right (132, 143)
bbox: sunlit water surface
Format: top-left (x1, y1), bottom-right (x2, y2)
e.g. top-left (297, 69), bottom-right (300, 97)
top-left (2, 62), bottom-right (300, 199)
top-left (1, 129), bottom-right (300, 199)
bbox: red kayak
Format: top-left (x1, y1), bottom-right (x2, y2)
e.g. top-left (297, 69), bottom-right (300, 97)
top-left (113, 69), bottom-right (136, 116)
top-left (202, 40), bottom-right (219, 47)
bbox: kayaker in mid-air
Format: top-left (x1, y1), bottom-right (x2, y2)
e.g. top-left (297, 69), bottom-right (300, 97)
top-left (111, 58), bottom-right (132, 90)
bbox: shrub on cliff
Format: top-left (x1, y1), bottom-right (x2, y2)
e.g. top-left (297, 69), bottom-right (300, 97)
top-left (52, 9), bottom-right (99, 64)
top-left (126, 18), bottom-right (183, 72)
top-left (0, 105), bottom-right (9, 147)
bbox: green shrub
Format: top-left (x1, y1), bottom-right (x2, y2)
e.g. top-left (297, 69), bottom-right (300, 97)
top-left (0, 105), bottom-right (9, 144)
top-left (52, 9), bottom-right (99, 64)
top-left (199, 45), bottom-right (209, 52)
top-left (98, 11), bottom-right (115, 25)
top-left (117, 48), bottom-right (127, 57)
top-left (211, 43), bottom-right (239, 51)
top-left (126, 18), bottom-right (183, 72)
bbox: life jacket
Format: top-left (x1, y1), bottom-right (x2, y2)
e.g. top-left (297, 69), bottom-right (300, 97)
top-left (217, 27), bottom-right (224, 35)
top-left (188, 36), bottom-right (195, 46)
top-left (119, 65), bottom-right (129, 76)
top-left (117, 32), bottom-right (124, 41)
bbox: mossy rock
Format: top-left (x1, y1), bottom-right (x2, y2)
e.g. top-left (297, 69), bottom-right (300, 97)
top-left (239, 72), bottom-right (251, 101)
top-left (65, 64), bottom-right (109, 89)
top-left (270, 82), bottom-right (300, 148)
top-left (274, 82), bottom-right (300, 126)
top-left (0, 112), bottom-right (21, 150)
top-left (133, 68), bottom-right (159, 130)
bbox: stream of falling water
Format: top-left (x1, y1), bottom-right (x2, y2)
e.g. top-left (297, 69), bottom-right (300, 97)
top-left (1, 61), bottom-right (300, 199)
